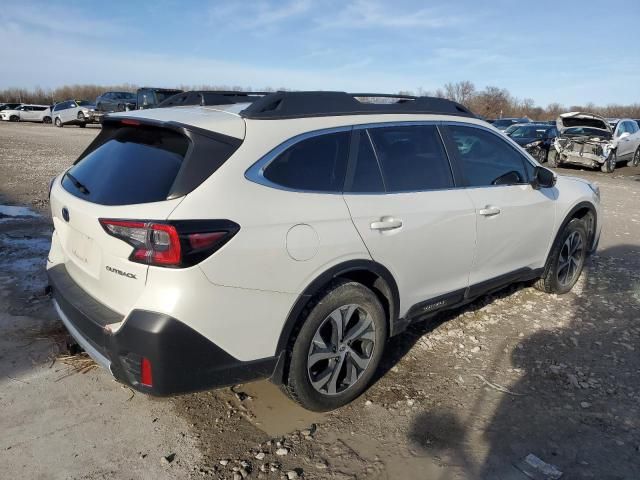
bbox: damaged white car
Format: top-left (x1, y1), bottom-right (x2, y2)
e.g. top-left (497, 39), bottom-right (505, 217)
top-left (548, 112), bottom-right (640, 173)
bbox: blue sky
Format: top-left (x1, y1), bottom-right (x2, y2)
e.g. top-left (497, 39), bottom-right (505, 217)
top-left (1, 0), bottom-right (639, 107)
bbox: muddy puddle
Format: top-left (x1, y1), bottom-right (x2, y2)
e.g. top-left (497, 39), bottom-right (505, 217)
top-left (237, 380), bottom-right (325, 437)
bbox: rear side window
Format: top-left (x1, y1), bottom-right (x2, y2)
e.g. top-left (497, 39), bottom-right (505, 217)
top-left (263, 131), bottom-right (350, 192)
top-left (62, 126), bottom-right (189, 205)
top-left (367, 125), bottom-right (454, 192)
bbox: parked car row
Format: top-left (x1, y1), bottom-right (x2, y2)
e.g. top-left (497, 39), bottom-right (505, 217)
top-left (0, 87), bottom-right (187, 128)
top-left (497, 114), bottom-right (640, 173)
top-left (4, 94), bottom-right (639, 173)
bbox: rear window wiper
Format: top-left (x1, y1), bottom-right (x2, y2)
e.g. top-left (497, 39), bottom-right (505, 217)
top-left (64, 171), bottom-right (90, 195)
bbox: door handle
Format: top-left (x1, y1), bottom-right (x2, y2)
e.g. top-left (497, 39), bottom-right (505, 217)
top-left (370, 216), bottom-right (403, 231)
top-left (479, 206), bottom-right (501, 216)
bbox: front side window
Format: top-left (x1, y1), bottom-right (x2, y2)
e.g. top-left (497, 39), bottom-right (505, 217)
top-left (448, 125), bottom-right (532, 187)
top-left (367, 125), bottom-right (454, 192)
top-left (263, 131), bottom-right (350, 192)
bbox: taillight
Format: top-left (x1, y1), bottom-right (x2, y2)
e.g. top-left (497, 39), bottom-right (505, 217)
top-left (140, 357), bottom-right (153, 387)
top-left (99, 219), bottom-right (239, 268)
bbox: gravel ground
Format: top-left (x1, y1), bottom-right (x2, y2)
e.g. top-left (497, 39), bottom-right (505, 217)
top-left (0, 121), bottom-right (638, 479)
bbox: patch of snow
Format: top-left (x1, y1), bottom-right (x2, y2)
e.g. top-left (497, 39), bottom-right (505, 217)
top-left (0, 205), bottom-right (39, 218)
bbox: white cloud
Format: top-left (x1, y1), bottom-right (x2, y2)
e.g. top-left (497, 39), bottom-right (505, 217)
top-left (317, 0), bottom-right (464, 29)
top-left (207, 0), bottom-right (311, 29)
top-left (0, 1), bottom-right (123, 37)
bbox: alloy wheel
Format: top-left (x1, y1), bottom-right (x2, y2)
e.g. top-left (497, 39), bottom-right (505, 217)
top-left (307, 304), bottom-right (376, 396)
top-left (633, 149), bottom-right (640, 167)
top-left (557, 231), bottom-right (584, 287)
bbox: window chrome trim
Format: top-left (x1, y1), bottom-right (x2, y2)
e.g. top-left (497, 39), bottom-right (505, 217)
top-left (244, 125), bottom-right (353, 194)
top-left (244, 119), bottom-right (540, 195)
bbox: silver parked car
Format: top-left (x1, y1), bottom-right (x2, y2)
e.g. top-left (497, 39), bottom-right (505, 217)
top-left (52, 100), bottom-right (103, 128)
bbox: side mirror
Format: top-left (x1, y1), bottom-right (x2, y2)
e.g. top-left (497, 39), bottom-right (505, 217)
top-left (532, 166), bottom-right (556, 190)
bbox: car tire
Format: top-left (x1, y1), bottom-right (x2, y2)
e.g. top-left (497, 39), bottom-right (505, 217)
top-left (10, 115), bottom-right (19, 122)
top-left (79, 123), bottom-right (86, 128)
top-left (282, 280), bottom-right (387, 411)
top-left (43, 116), bottom-right (52, 124)
top-left (77, 112), bottom-right (85, 121)
top-left (537, 148), bottom-right (548, 163)
top-left (547, 149), bottom-right (559, 167)
top-left (535, 217), bottom-right (588, 294)
top-left (55, 117), bottom-right (63, 127)
top-left (601, 151), bottom-right (616, 173)
top-left (117, 104), bottom-right (125, 112)
top-left (631, 147), bottom-right (640, 168)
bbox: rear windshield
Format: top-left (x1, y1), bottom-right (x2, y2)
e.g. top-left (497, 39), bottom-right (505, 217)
top-left (62, 126), bottom-right (189, 205)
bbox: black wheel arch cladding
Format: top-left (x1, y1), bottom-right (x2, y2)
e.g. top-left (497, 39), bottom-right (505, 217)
top-left (274, 259), bottom-right (399, 359)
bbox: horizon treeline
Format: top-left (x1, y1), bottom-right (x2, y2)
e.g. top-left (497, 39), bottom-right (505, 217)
top-left (1, 81), bottom-right (638, 120)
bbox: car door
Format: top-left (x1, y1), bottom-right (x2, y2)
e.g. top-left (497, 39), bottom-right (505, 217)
top-left (101, 93), bottom-right (112, 111)
top-left (343, 124), bottom-right (477, 318)
top-left (615, 121), bottom-right (633, 159)
top-left (619, 121), bottom-right (639, 159)
top-left (442, 123), bottom-right (556, 289)
top-left (628, 121), bottom-right (640, 157)
top-left (62, 102), bottom-right (76, 123)
top-left (21, 106), bottom-right (35, 121)
top-left (68, 101), bottom-right (79, 122)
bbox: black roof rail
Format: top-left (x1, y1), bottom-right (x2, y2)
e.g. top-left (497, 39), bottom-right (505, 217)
top-left (239, 91), bottom-right (476, 120)
top-left (157, 90), bottom-right (269, 108)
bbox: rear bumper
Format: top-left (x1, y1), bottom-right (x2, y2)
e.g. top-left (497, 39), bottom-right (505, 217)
top-left (47, 264), bottom-right (279, 395)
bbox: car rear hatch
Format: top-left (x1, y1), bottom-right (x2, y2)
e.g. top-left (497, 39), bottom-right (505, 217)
top-left (49, 114), bottom-right (244, 315)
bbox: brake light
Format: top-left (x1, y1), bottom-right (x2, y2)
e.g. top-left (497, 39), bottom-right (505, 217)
top-left (140, 357), bottom-right (153, 387)
top-left (99, 219), bottom-right (239, 268)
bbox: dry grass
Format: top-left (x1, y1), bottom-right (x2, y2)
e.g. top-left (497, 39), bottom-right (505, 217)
top-left (55, 353), bottom-right (97, 381)
top-left (21, 323), bottom-right (98, 379)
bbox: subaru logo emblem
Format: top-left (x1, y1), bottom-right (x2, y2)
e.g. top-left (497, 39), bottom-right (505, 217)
top-left (62, 207), bottom-right (70, 222)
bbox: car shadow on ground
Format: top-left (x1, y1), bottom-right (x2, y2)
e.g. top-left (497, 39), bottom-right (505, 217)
top-left (404, 245), bottom-right (640, 479)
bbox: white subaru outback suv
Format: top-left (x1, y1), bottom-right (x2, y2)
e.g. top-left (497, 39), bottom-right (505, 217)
top-left (47, 91), bottom-right (601, 411)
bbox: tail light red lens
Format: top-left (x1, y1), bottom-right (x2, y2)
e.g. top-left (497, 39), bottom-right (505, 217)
top-left (99, 219), bottom-right (239, 268)
top-left (140, 357), bottom-right (153, 387)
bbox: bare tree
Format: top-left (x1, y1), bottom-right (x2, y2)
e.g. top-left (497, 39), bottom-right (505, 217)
top-left (443, 80), bottom-right (476, 107)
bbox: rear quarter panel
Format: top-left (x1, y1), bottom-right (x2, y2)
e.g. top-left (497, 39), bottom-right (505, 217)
top-left (168, 126), bottom-right (371, 295)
